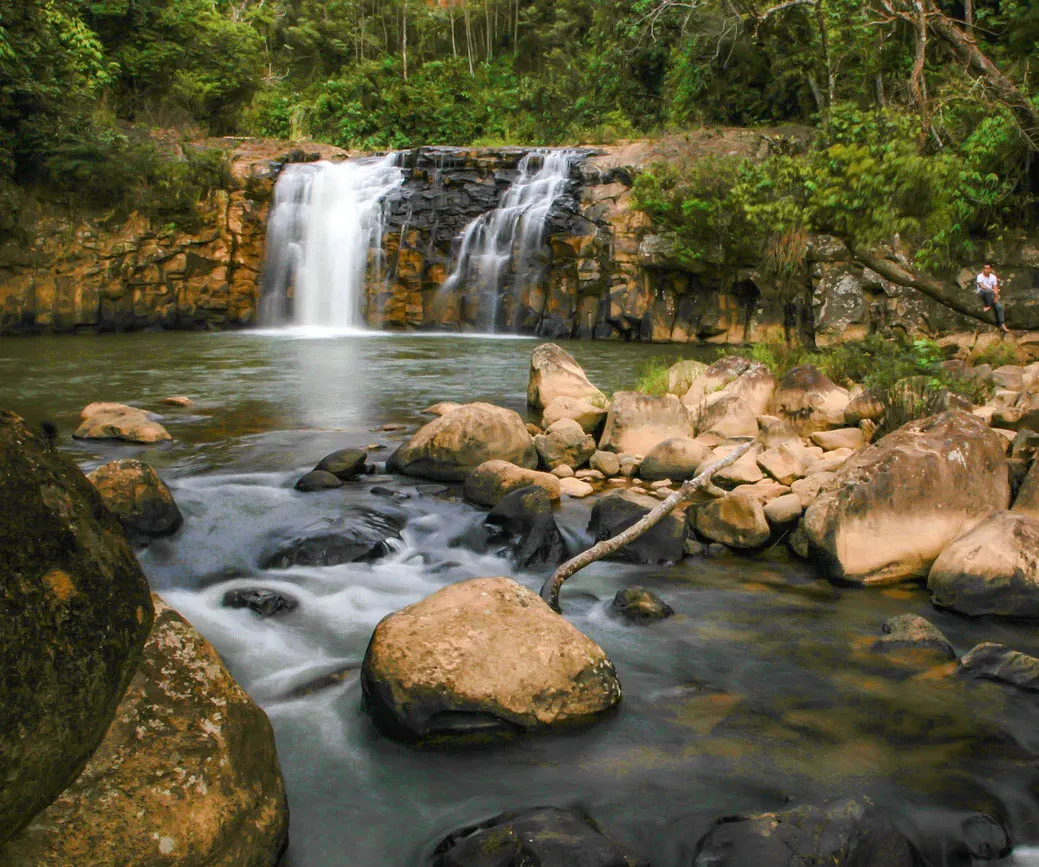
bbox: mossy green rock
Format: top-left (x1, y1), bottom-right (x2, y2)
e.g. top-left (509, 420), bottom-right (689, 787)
top-left (0, 410), bottom-right (154, 843)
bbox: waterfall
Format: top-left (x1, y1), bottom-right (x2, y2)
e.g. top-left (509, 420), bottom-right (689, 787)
top-left (437, 149), bottom-right (579, 331)
top-left (259, 155), bottom-right (404, 329)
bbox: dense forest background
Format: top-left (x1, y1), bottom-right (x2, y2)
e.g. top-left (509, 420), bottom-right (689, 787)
top-left (2, 0), bottom-right (1038, 265)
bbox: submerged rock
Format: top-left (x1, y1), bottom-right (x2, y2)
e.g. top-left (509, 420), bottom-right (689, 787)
top-left (0, 410), bottom-right (154, 844)
top-left (804, 412), bottom-right (1010, 585)
top-left (485, 486), bottom-right (569, 570)
top-left (431, 806), bottom-right (648, 867)
top-left (589, 490), bottom-right (685, 564)
top-left (361, 577), bottom-right (621, 742)
top-left (262, 509), bottom-right (406, 569)
top-left (957, 643), bottom-right (1039, 692)
top-left (387, 403), bottom-right (536, 482)
top-left (86, 458), bottom-right (183, 541)
top-left (928, 511), bottom-right (1039, 618)
top-left (611, 586), bottom-right (674, 623)
top-left (692, 797), bottom-right (914, 867)
top-left (527, 343), bottom-right (606, 414)
top-left (222, 588), bottom-right (300, 618)
top-left (314, 448), bottom-right (368, 480)
top-left (872, 614), bottom-right (955, 659)
top-left (73, 401), bottom-right (172, 443)
top-left (3, 596), bottom-right (289, 866)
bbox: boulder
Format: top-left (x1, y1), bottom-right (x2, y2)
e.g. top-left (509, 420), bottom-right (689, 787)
top-left (692, 797), bottom-right (914, 867)
top-left (73, 402), bottom-right (172, 444)
top-left (2, 597), bottom-right (289, 866)
top-left (598, 392), bottom-right (696, 456)
top-left (804, 412), bottom-right (1010, 585)
top-left (696, 394), bottom-right (759, 441)
top-left (314, 448), bottom-right (368, 480)
top-left (811, 428), bottom-right (865, 451)
top-left (758, 415), bottom-right (800, 448)
top-left (222, 588), bottom-right (299, 618)
top-left (991, 365), bottom-right (1025, 391)
top-left (534, 419), bottom-right (597, 470)
top-left (590, 450), bottom-right (621, 477)
top-left (666, 359), bottom-right (708, 396)
top-left (387, 403), bottom-right (536, 482)
top-left (757, 441), bottom-right (813, 486)
top-left (927, 511), bottom-right (1039, 618)
top-left (559, 477), bottom-right (595, 498)
top-left (0, 411), bottom-right (154, 844)
top-left (692, 491), bottom-right (771, 549)
top-left (803, 448), bottom-right (852, 476)
top-left (589, 490), bottom-right (685, 564)
top-left (957, 642), bottom-right (1039, 692)
top-left (712, 443), bottom-right (765, 487)
top-left (871, 614), bottom-right (955, 659)
top-left (485, 487), bottom-right (569, 570)
top-left (422, 402), bottom-right (462, 417)
top-left (262, 509), bottom-right (406, 569)
top-left (361, 577), bottom-right (622, 741)
top-left (552, 464), bottom-right (575, 478)
top-left (527, 343), bottom-right (606, 413)
top-left (541, 396), bottom-right (608, 435)
top-left (611, 586), bottom-right (675, 624)
top-left (294, 469), bottom-right (343, 491)
top-left (844, 389), bottom-right (884, 425)
top-left (770, 366), bottom-right (850, 435)
top-left (463, 460), bottom-right (561, 508)
top-left (431, 806), bottom-right (649, 867)
top-left (1013, 458), bottom-right (1039, 518)
top-left (160, 396), bottom-right (193, 408)
top-left (86, 459), bottom-right (183, 541)
top-left (763, 493), bottom-right (803, 526)
top-left (681, 356), bottom-right (758, 407)
top-left (790, 472), bottom-right (838, 509)
top-left (639, 437), bottom-right (712, 482)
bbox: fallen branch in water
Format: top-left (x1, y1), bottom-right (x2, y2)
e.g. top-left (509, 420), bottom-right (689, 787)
top-left (540, 438), bottom-right (756, 613)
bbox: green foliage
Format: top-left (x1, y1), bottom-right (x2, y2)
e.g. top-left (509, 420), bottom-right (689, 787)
top-left (632, 355), bottom-right (685, 396)
top-left (970, 340), bottom-right (1029, 369)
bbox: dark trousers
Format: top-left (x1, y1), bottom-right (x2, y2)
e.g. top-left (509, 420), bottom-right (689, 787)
top-left (979, 289), bottom-right (1006, 327)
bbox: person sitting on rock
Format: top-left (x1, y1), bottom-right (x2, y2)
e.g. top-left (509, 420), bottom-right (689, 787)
top-left (976, 264), bottom-right (1009, 334)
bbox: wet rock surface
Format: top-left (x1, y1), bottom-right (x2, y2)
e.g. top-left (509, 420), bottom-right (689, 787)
top-left (86, 458), bottom-right (183, 540)
top-left (611, 586), bottom-right (675, 623)
top-left (957, 643), bottom-right (1039, 692)
top-left (73, 402), bottom-right (171, 443)
top-left (589, 490), bottom-right (685, 564)
top-left (314, 448), bottom-right (368, 480)
top-left (261, 509), bottom-right (406, 568)
top-left (485, 486), bottom-right (569, 570)
top-left (222, 588), bottom-right (300, 617)
top-left (463, 460), bottom-right (561, 508)
top-left (294, 469), bottom-right (344, 491)
top-left (872, 614), bottom-right (955, 659)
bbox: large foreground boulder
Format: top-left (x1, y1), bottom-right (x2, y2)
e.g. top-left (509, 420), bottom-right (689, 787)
top-left (692, 797), bottom-right (914, 866)
top-left (387, 403), bottom-right (536, 482)
top-left (86, 459), bottom-right (183, 541)
top-left (804, 412), bottom-right (1010, 585)
top-left (770, 366), bottom-right (850, 435)
top-left (73, 402), bottom-right (171, 443)
top-left (0, 411), bottom-right (154, 844)
top-left (432, 807), bottom-right (648, 867)
top-left (2, 597), bottom-right (289, 866)
top-left (361, 578), bottom-right (621, 742)
top-left (928, 511), bottom-right (1039, 618)
top-left (598, 392), bottom-right (695, 456)
top-left (527, 343), bottom-right (606, 413)
top-left (589, 490), bottom-right (685, 564)
top-left (463, 460), bottom-right (561, 507)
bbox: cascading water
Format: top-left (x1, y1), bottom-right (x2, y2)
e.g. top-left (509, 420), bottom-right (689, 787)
top-left (437, 149), bottom-right (579, 331)
top-left (259, 155), bottom-right (405, 329)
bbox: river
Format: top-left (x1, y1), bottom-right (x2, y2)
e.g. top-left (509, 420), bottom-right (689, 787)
top-left (2, 330), bottom-right (1038, 866)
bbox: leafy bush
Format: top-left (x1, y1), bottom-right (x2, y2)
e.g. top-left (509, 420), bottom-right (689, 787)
top-left (633, 356), bottom-right (685, 395)
top-left (970, 340), bottom-right (1028, 368)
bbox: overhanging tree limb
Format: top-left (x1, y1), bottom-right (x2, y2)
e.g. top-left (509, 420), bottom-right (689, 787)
top-left (540, 439), bottom-right (756, 613)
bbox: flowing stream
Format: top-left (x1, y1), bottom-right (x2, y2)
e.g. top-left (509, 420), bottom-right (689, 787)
top-left (2, 332), bottom-right (1039, 866)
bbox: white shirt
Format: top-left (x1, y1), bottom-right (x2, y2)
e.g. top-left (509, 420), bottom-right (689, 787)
top-left (977, 272), bottom-right (999, 293)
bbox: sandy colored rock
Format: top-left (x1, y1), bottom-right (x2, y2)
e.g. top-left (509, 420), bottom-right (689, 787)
top-left (764, 493), bottom-right (804, 525)
top-left (804, 448), bottom-right (852, 475)
top-left (696, 393), bottom-right (759, 441)
top-left (86, 459), bottom-right (183, 540)
top-left (387, 403), bottom-right (536, 482)
top-left (716, 361), bottom-right (776, 415)
top-left (559, 477), bottom-right (595, 498)
top-left (757, 440), bottom-right (813, 486)
top-left (3, 597), bottom-right (289, 866)
top-left (928, 511), bottom-right (1039, 618)
top-left (639, 437), bottom-right (712, 482)
top-left (160, 396), bottom-right (194, 408)
top-left (681, 356), bottom-right (761, 407)
top-left (739, 480), bottom-right (792, 503)
top-left (758, 415), bottom-right (800, 448)
top-left (598, 392), bottom-right (695, 455)
top-left (73, 402), bottom-right (172, 444)
top-left (576, 469), bottom-right (605, 481)
top-left (361, 577), bottom-right (622, 741)
top-left (666, 359), bottom-right (708, 396)
top-left (1013, 458), bottom-right (1039, 517)
top-left (541, 396), bottom-right (609, 435)
top-left (693, 491), bottom-right (771, 549)
top-left (0, 411), bottom-right (154, 844)
top-left (805, 412), bottom-right (1010, 585)
top-left (534, 418), bottom-right (596, 470)
top-left (811, 428), bottom-right (865, 451)
top-left (551, 464), bottom-right (575, 478)
top-left (770, 365), bottom-right (850, 435)
top-left (844, 390), bottom-right (884, 425)
top-left (712, 443), bottom-right (765, 487)
top-left (527, 343), bottom-right (606, 413)
top-left (422, 402), bottom-right (462, 416)
top-left (463, 460), bottom-right (561, 507)
top-left (790, 472), bottom-right (839, 509)
top-left (590, 450), bottom-right (621, 477)
top-left (991, 365), bottom-right (1025, 391)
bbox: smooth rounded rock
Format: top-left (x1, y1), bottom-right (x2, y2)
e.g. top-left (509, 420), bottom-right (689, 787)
top-left (639, 437), bottom-right (712, 482)
top-left (763, 493), bottom-right (803, 526)
top-left (770, 365), bottom-right (850, 435)
top-left (872, 614), bottom-right (955, 659)
top-left (463, 460), bottom-right (561, 508)
top-left (294, 469), bottom-right (343, 492)
top-left (693, 491), bottom-right (771, 549)
top-left (73, 402), bottom-right (172, 444)
top-left (86, 458), bottom-right (183, 540)
top-left (957, 642), bottom-right (1039, 691)
top-left (541, 396), bottom-right (609, 435)
top-left (527, 343), bottom-right (606, 413)
top-left (534, 418), bottom-right (596, 470)
top-left (314, 448), bottom-right (368, 480)
top-left (590, 450), bottom-right (621, 477)
top-left (611, 586), bottom-right (674, 623)
top-left (598, 392), bottom-right (695, 456)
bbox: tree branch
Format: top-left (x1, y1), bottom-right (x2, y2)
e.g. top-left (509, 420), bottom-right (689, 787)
top-left (540, 439), bottom-right (756, 613)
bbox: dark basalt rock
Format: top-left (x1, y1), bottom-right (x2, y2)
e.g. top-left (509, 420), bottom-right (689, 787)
top-left (314, 448), bottom-right (368, 480)
top-left (957, 643), bottom-right (1039, 692)
top-left (485, 486), bottom-right (569, 570)
top-left (294, 469), bottom-right (343, 492)
top-left (610, 586), bottom-right (674, 624)
top-left (692, 797), bottom-right (915, 866)
top-left (262, 509), bottom-right (406, 569)
top-left (589, 491), bottom-right (685, 565)
top-left (431, 806), bottom-right (649, 867)
top-left (0, 410), bottom-right (154, 843)
top-left (222, 588), bottom-right (299, 618)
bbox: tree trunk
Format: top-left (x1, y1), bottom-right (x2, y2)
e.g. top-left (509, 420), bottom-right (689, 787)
top-left (540, 440), bottom-right (756, 613)
top-left (402, 0), bottom-right (408, 80)
top-left (813, 0), bottom-right (834, 107)
top-left (909, 0), bottom-right (929, 140)
top-left (464, 4), bottom-right (475, 76)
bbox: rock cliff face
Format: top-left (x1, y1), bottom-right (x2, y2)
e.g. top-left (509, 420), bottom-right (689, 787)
top-left (3, 132), bottom-right (1038, 343)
